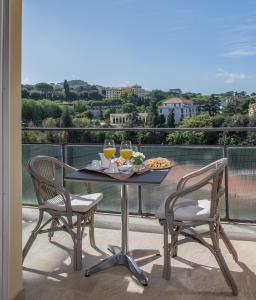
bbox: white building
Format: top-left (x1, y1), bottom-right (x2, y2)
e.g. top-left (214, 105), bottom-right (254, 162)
top-left (106, 85), bottom-right (148, 99)
top-left (249, 100), bottom-right (256, 118)
top-left (110, 113), bottom-right (148, 126)
top-left (158, 97), bottom-right (198, 125)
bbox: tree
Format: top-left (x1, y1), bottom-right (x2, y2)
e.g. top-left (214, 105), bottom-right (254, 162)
top-left (120, 91), bottom-right (142, 105)
top-left (123, 112), bottom-right (141, 127)
top-left (88, 90), bottom-right (103, 100)
top-left (222, 94), bottom-right (250, 115)
top-left (150, 89), bottom-right (166, 101)
top-left (157, 114), bottom-right (166, 127)
top-left (72, 117), bottom-right (91, 128)
top-left (166, 114), bottom-right (214, 145)
top-left (61, 107), bottom-right (73, 127)
top-left (203, 94), bottom-right (221, 116)
top-left (167, 109), bottom-right (175, 127)
top-left (146, 100), bottom-right (158, 127)
top-left (22, 88), bottom-right (30, 98)
top-left (84, 111), bottom-right (93, 119)
top-left (42, 117), bottom-right (57, 128)
top-left (103, 108), bottom-right (116, 121)
top-left (30, 90), bottom-right (41, 100)
top-left (63, 80), bottom-right (70, 101)
top-left (35, 82), bottom-right (53, 97)
top-left (122, 103), bottom-right (137, 113)
top-left (38, 100), bottom-right (62, 119)
top-left (22, 99), bottom-right (43, 122)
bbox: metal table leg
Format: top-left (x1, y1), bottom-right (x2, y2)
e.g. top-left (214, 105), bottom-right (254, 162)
top-left (85, 184), bottom-right (159, 286)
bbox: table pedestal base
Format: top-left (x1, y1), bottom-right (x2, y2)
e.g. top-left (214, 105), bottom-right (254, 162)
top-left (85, 245), bottom-right (160, 286)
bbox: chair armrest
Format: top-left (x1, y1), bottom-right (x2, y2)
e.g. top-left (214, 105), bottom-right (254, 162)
top-left (164, 171), bottom-right (215, 219)
top-left (57, 161), bottom-right (78, 173)
top-left (37, 176), bottom-right (73, 214)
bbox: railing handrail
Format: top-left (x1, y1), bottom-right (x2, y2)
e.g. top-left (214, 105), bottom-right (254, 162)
top-left (22, 126), bottom-right (256, 132)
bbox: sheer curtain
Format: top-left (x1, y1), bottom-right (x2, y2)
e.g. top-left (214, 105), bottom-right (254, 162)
top-left (0, 1), bottom-right (10, 299)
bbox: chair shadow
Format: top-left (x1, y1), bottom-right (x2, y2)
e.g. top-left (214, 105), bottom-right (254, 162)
top-left (147, 255), bottom-right (256, 298)
top-left (22, 226), bottom-right (256, 300)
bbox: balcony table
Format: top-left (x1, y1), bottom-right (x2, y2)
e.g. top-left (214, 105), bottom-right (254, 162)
top-left (65, 168), bottom-right (170, 285)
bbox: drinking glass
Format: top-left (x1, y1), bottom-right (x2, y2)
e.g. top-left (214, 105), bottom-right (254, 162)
top-left (103, 139), bottom-right (116, 160)
top-left (120, 141), bottom-right (133, 163)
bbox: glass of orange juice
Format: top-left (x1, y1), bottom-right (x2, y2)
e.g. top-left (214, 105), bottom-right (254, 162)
top-left (103, 139), bottom-right (116, 160)
top-left (120, 141), bottom-right (133, 163)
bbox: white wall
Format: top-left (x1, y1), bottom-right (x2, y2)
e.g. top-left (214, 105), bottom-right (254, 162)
top-left (0, 0), bottom-right (23, 299)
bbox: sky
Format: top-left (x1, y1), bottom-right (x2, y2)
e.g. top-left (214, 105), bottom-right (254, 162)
top-left (22, 0), bottom-right (256, 94)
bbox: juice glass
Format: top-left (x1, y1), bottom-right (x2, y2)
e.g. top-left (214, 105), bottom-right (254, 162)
top-left (103, 139), bottom-right (116, 160)
top-left (120, 141), bottom-right (133, 163)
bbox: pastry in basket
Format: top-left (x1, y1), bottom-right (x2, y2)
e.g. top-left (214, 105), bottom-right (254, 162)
top-left (144, 157), bottom-right (172, 170)
top-left (113, 157), bottom-right (126, 167)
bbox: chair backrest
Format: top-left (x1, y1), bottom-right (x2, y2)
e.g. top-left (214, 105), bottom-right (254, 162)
top-left (166, 158), bottom-right (227, 221)
top-left (209, 158), bottom-right (227, 218)
top-left (28, 155), bottom-right (69, 208)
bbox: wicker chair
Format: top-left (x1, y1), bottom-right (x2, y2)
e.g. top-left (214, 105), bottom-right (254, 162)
top-left (23, 155), bottom-right (103, 271)
top-left (156, 158), bottom-right (238, 295)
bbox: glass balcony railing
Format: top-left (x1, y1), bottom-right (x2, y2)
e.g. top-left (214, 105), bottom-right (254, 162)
top-left (22, 128), bottom-right (256, 223)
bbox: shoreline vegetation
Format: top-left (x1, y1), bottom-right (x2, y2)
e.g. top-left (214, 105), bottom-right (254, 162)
top-left (22, 80), bottom-right (256, 145)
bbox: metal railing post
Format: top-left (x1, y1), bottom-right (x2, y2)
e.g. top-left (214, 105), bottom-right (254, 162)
top-left (62, 143), bottom-right (67, 187)
top-left (223, 144), bottom-right (230, 221)
top-left (137, 143), bottom-right (143, 215)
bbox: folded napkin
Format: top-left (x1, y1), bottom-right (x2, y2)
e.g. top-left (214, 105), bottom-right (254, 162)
top-left (80, 166), bottom-right (150, 180)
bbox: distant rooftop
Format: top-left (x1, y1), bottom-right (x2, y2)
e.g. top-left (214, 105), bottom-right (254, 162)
top-left (163, 97), bottom-right (193, 104)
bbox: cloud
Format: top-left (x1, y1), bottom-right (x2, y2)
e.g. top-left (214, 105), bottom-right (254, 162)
top-left (22, 77), bottom-right (33, 84)
top-left (223, 49), bottom-right (256, 58)
top-left (216, 70), bottom-right (247, 84)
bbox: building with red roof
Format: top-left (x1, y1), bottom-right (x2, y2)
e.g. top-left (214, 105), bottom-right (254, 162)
top-left (158, 97), bottom-right (198, 125)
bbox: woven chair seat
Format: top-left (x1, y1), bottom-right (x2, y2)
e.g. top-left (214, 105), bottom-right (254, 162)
top-left (39, 193), bottom-right (103, 213)
top-left (156, 198), bottom-right (211, 221)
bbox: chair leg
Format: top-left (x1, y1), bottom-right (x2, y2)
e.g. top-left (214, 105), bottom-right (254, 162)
top-left (23, 210), bottom-right (44, 261)
top-left (210, 223), bottom-right (238, 296)
top-left (74, 214), bottom-right (83, 271)
top-left (48, 218), bottom-right (58, 241)
top-left (89, 213), bottom-right (97, 249)
top-left (219, 223), bottom-right (238, 262)
top-left (162, 220), bottom-right (171, 280)
top-left (170, 227), bottom-right (179, 258)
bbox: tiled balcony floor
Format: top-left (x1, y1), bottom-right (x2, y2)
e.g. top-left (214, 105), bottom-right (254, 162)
top-left (23, 208), bottom-right (256, 300)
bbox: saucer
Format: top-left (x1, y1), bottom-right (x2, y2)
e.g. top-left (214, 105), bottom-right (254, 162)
top-left (86, 164), bottom-right (104, 171)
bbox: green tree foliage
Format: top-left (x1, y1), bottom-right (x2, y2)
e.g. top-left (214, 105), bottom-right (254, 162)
top-left (119, 91), bottom-right (145, 105)
top-left (222, 94), bottom-right (250, 115)
top-left (73, 100), bottom-right (88, 113)
top-left (167, 109), bottom-right (175, 128)
top-left (61, 107), bottom-right (73, 127)
top-left (203, 95), bottom-right (221, 116)
top-left (103, 108), bottom-right (116, 121)
top-left (35, 82), bottom-right (54, 97)
top-left (167, 114), bottom-right (214, 144)
top-left (22, 99), bottom-right (44, 122)
top-left (72, 117), bottom-right (91, 127)
top-left (150, 89), bottom-right (166, 101)
top-left (22, 88), bottom-right (30, 98)
top-left (42, 117), bottom-right (56, 128)
top-left (123, 111), bottom-right (143, 143)
top-left (146, 100), bottom-right (158, 127)
top-left (30, 90), bottom-right (41, 100)
top-left (38, 100), bottom-right (62, 119)
top-left (157, 114), bottom-right (166, 127)
top-left (63, 80), bottom-right (70, 101)
top-left (122, 103), bottom-right (138, 113)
